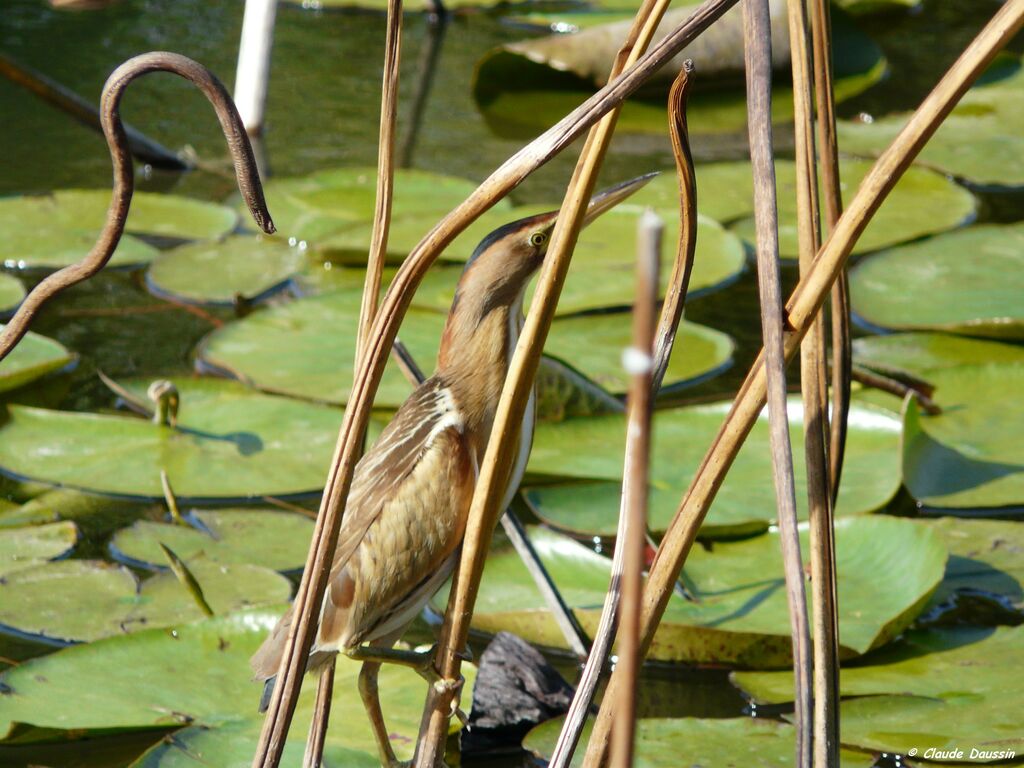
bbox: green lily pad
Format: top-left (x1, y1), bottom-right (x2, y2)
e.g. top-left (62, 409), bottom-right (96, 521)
top-left (733, 626), bottom-right (1024, 760)
top-left (839, 57), bottom-right (1024, 187)
top-left (524, 716), bottom-right (876, 768)
top-left (0, 608), bottom-right (473, 765)
top-left (0, 559), bottom-right (290, 647)
top-left (850, 223), bottom-right (1024, 339)
top-left (924, 517), bottom-right (1024, 612)
top-left (903, 363), bottom-right (1024, 510)
top-left (198, 289), bottom-right (733, 408)
top-left (853, 333), bottom-right (1024, 380)
top-left (146, 236), bottom-right (304, 305)
top-left (452, 518), bottom-right (944, 664)
top-left (247, 167), bottom-right (507, 258)
top-left (727, 159), bottom-right (976, 259)
top-left (0, 328), bottom-right (74, 394)
top-left (524, 395), bottom-right (902, 538)
top-left (0, 190), bottom-right (237, 269)
top-left (0, 378), bottom-right (343, 500)
top-left (0, 521), bottom-right (77, 577)
top-left (544, 315), bottom-right (733, 394)
top-left (836, 0), bottom-right (919, 13)
top-left (109, 508), bottom-right (313, 574)
top-left (0, 274), bottom-right (25, 315)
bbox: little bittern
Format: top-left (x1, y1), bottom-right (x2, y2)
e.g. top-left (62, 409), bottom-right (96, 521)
top-left (251, 174), bottom-right (652, 766)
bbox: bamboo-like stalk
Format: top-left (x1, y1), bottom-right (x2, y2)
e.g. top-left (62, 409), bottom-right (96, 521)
top-left (609, 209), bottom-right (660, 768)
top-left (580, 2), bottom-right (1024, 762)
top-left (808, 0), bottom-right (851, 503)
top-left (0, 52), bottom-right (273, 363)
top-left (250, 5), bottom-right (742, 765)
top-left (304, 8), bottom-right (404, 765)
top-left (411, 2), bottom-right (681, 764)
top-left (788, 0), bottom-right (840, 763)
top-left (740, 3), bottom-right (811, 766)
top-left (548, 64), bottom-right (698, 768)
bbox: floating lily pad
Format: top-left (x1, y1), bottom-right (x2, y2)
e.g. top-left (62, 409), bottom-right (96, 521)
top-left (544, 315), bottom-right (733, 394)
top-left (853, 333), bottom-right (1024, 380)
top-left (733, 626), bottom-right (1024, 760)
top-left (451, 518), bottom-right (944, 664)
top-left (727, 159), bottom-right (975, 259)
top-left (474, 4), bottom-right (884, 137)
top-left (524, 716), bottom-right (876, 768)
top-left (0, 328), bottom-right (74, 394)
top-left (924, 517), bottom-right (1024, 612)
top-left (0, 559), bottom-right (289, 647)
top-left (0, 190), bottom-right (236, 269)
top-left (850, 223), bottom-right (1024, 339)
top-left (109, 508), bottom-right (313, 574)
top-left (146, 236), bottom-right (303, 305)
top-left (836, 0), bottom-right (920, 13)
top-left (0, 274), bottom-right (25, 315)
top-left (903, 363), bottom-right (1024, 510)
top-left (0, 521), bottom-right (77, 577)
top-left (247, 167), bottom-right (507, 258)
top-left (524, 395), bottom-right (902, 538)
top-left (840, 56), bottom-right (1024, 187)
top-left (0, 608), bottom-right (473, 765)
top-left (0, 378), bottom-right (343, 500)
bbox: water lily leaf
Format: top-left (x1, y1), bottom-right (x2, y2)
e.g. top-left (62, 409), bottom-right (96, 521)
top-left (247, 167), bottom-right (507, 258)
top-left (474, 3), bottom-right (883, 138)
top-left (347, 209), bottom-right (747, 314)
top-left (0, 328), bottom-right (74, 394)
top-left (839, 56), bottom-right (1024, 187)
top-left (146, 236), bottom-right (304, 305)
top-left (0, 378), bottom-right (343, 500)
top-left (0, 274), bottom-right (25, 315)
top-left (524, 716), bottom-right (875, 768)
top-left (453, 518), bottom-right (944, 664)
top-left (0, 608), bottom-right (473, 765)
top-left (733, 626), bottom-right (1024, 759)
top-left (543, 315), bottom-right (733, 395)
top-left (850, 223), bottom-right (1024, 339)
top-left (0, 190), bottom-right (236, 269)
top-left (198, 290), bottom-right (732, 408)
top-left (853, 333), bottom-right (1024, 380)
top-left (0, 521), bottom-right (78, 577)
top-left (109, 509), bottom-right (313, 574)
top-left (903, 363), bottom-right (1024, 510)
top-left (835, 0), bottom-right (919, 13)
top-left (924, 517), bottom-right (1024, 612)
top-left (728, 159), bottom-right (976, 259)
top-left (0, 559), bottom-right (289, 647)
top-left (524, 395), bottom-right (902, 538)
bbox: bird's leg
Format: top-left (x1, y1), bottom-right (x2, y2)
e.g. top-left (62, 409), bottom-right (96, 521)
top-left (357, 660), bottom-right (406, 768)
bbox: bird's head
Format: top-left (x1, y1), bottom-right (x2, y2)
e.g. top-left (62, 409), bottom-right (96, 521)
top-left (450, 172), bottom-right (656, 320)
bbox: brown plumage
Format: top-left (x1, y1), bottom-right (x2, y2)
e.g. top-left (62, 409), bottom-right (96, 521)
top-left (251, 174), bottom-right (653, 766)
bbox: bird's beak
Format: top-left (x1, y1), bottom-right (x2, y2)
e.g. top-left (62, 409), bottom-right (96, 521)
top-left (582, 171), bottom-right (658, 227)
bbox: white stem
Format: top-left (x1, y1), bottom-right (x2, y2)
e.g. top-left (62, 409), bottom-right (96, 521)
top-left (234, 0), bottom-right (278, 136)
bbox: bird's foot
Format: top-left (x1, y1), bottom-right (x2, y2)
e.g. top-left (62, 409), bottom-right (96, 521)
top-left (410, 647), bottom-right (468, 726)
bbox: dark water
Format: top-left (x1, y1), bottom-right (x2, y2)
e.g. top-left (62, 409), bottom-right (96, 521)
top-left (0, 0), bottom-right (1022, 765)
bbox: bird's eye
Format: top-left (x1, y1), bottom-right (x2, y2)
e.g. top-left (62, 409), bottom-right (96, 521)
top-left (530, 232), bottom-right (548, 247)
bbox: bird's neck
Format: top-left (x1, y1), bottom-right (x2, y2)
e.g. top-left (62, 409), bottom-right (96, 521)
top-left (436, 296), bottom-right (524, 451)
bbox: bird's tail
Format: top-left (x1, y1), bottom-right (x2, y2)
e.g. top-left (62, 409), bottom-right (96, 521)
top-left (258, 676), bottom-right (276, 713)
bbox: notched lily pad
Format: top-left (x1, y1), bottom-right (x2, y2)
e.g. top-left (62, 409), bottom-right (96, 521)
top-left (146, 236), bottom-right (304, 305)
top-left (525, 395), bottom-right (902, 538)
top-left (109, 508), bottom-right (313, 574)
top-left (850, 223), bottom-right (1024, 339)
top-left (0, 327), bottom-right (74, 394)
top-left (853, 333), bottom-right (1024, 380)
top-left (903, 363), bottom-right (1024, 510)
top-left (0, 521), bottom-right (78, 577)
top-left (0, 190), bottom-right (236, 269)
top-left (0, 377), bottom-right (343, 500)
top-left (453, 518), bottom-right (944, 664)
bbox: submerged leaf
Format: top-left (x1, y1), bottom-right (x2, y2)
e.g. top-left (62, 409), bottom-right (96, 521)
top-left (0, 521), bottom-right (78, 577)
top-left (0, 328), bottom-right (74, 393)
top-left (0, 274), bottom-right (25, 315)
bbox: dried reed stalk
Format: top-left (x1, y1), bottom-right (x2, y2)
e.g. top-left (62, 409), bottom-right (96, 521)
top-left (250, 4), bottom-right (745, 764)
top-left (580, 2), bottom-right (1024, 762)
top-left (609, 209), bottom-right (661, 768)
top-left (548, 63), bottom-right (698, 768)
